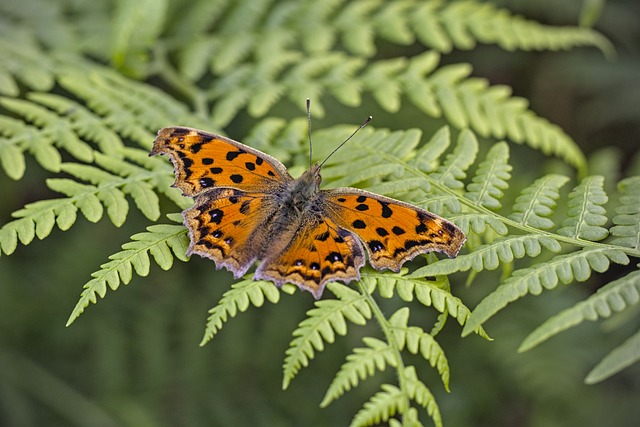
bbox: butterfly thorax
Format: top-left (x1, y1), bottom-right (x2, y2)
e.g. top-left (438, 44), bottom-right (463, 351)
top-left (280, 165), bottom-right (323, 217)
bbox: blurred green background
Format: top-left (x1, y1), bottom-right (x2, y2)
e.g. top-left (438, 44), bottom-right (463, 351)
top-left (1, 0), bottom-right (639, 426)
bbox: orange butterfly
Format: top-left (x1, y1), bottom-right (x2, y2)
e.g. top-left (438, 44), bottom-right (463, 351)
top-left (150, 117), bottom-right (465, 298)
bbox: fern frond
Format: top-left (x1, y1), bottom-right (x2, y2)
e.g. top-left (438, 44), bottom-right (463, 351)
top-left (200, 279), bottom-right (281, 346)
top-left (0, 31), bottom-right (56, 94)
top-left (320, 337), bottom-right (394, 408)
top-left (0, 155), bottom-right (165, 255)
top-left (26, 92), bottom-right (126, 156)
top-left (557, 175), bottom-right (609, 241)
top-left (610, 176), bottom-right (640, 250)
top-left (419, 0), bottom-right (612, 55)
top-left (412, 235), bottom-right (562, 276)
top-left (465, 142), bottom-right (512, 210)
top-left (0, 100), bottom-right (62, 174)
top-left (389, 308), bottom-right (450, 391)
top-left (282, 282), bottom-right (371, 390)
top-left (350, 383), bottom-right (407, 427)
top-left (66, 223), bottom-right (189, 326)
top-left (361, 270), bottom-right (488, 339)
top-left (586, 328), bottom-right (640, 384)
top-left (318, 126), bottom-right (421, 188)
top-left (0, 96), bottom-right (95, 162)
top-left (404, 366), bottom-right (442, 427)
top-left (519, 270), bottom-right (640, 352)
top-left (462, 248), bottom-right (631, 336)
top-left (453, 213), bottom-right (508, 236)
top-left (509, 174), bottom-right (570, 229)
top-left (430, 129), bottom-right (478, 190)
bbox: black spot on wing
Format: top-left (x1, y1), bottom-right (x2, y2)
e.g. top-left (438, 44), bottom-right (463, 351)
top-left (392, 226), bottom-right (405, 235)
top-left (226, 150), bottom-right (245, 161)
top-left (325, 252), bottom-right (343, 263)
top-left (209, 209), bottom-right (223, 224)
top-left (378, 201), bottom-right (392, 218)
top-left (376, 227), bottom-right (389, 237)
top-left (352, 219), bottom-right (366, 229)
top-left (315, 231), bottom-right (330, 241)
top-left (368, 240), bottom-right (385, 253)
top-left (190, 142), bottom-right (203, 153)
top-left (199, 177), bottom-right (215, 188)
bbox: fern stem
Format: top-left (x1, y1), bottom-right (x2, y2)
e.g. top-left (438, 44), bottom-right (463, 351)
top-left (357, 280), bottom-right (411, 417)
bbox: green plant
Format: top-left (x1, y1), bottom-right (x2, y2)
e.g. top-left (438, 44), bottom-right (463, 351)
top-left (1, 0), bottom-right (638, 426)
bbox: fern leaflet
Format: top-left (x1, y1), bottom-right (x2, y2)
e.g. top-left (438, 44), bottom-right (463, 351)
top-left (66, 221), bottom-right (189, 326)
top-left (586, 328), bottom-right (640, 384)
top-left (557, 175), bottom-right (609, 241)
top-left (321, 336), bottom-right (395, 408)
top-left (200, 278), bottom-right (281, 345)
top-left (520, 270), bottom-right (640, 352)
top-left (282, 283), bottom-right (371, 389)
top-left (509, 174), bottom-right (569, 229)
top-left (350, 383), bottom-right (407, 427)
top-left (465, 141), bottom-right (512, 210)
top-left (463, 248), bottom-right (631, 336)
top-left (389, 308), bottom-right (450, 390)
top-left (610, 176), bottom-right (640, 250)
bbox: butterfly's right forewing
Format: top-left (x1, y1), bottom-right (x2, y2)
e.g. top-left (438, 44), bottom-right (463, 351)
top-left (151, 127), bottom-right (292, 196)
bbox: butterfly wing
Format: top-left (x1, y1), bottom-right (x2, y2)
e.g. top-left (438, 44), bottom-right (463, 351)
top-left (151, 126), bottom-right (291, 196)
top-left (323, 189), bottom-right (465, 271)
top-left (255, 217), bottom-right (365, 299)
top-left (183, 187), bottom-right (282, 278)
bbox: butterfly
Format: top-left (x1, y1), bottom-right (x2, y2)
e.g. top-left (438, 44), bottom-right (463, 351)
top-left (150, 117), bottom-right (465, 299)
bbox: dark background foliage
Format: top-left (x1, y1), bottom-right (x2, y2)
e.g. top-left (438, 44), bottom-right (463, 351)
top-left (1, 0), bottom-right (639, 426)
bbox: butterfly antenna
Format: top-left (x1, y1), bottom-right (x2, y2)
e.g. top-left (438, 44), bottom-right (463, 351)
top-left (306, 98), bottom-right (313, 169)
top-left (318, 115), bottom-right (372, 169)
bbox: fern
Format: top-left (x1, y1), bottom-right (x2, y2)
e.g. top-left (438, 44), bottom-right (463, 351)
top-left (282, 283), bottom-right (372, 389)
top-left (200, 278), bottom-right (283, 345)
top-left (66, 218), bottom-right (189, 325)
top-left (1, 0), bottom-right (638, 425)
top-left (520, 270), bottom-right (640, 353)
top-left (557, 175), bottom-right (609, 241)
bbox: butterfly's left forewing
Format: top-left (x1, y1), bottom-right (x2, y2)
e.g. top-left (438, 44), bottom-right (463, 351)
top-left (323, 189), bottom-right (465, 271)
top-left (151, 127), bottom-right (291, 196)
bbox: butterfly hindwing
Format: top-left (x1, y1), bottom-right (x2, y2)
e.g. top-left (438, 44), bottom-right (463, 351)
top-left (323, 189), bottom-right (465, 271)
top-left (151, 127), bottom-right (291, 196)
top-left (184, 188), bottom-right (279, 278)
top-left (255, 217), bottom-right (365, 298)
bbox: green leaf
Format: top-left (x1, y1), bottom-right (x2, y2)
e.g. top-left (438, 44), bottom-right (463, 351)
top-left (350, 383), bottom-right (407, 427)
top-left (414, 235), bottom-right (562, 276)
top-left (200, 279), bottom-right (281, 346)
top-left (463, 248), bottom-right (630, 336)
top-left (520, 270), bottom-right (640, 352)
top-left (509, 174), bottom-right (569, 229)
top-left (557, 175), bottom-right (609, 241)
top-left (66, 224), bottom-right (189, 326)
top-left (610, 176), bottom-right (640, 250)
top-left (586, 328), bottom-right (640, 384)
top-left (321, 337), bottom-right (394, 408)
top-left (431, 129), bottom-right (478, 189)
top-left (282, 283), bottom-right (371, 390)
top-left (466, 142), bottom-right (512, 209)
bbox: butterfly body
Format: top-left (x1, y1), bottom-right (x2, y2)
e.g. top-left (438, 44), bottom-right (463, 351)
top-left (151, 126), bottom-right (465, 298)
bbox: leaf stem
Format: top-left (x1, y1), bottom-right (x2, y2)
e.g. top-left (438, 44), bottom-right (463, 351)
top-left (357, 281), bottom-right (411, 417)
